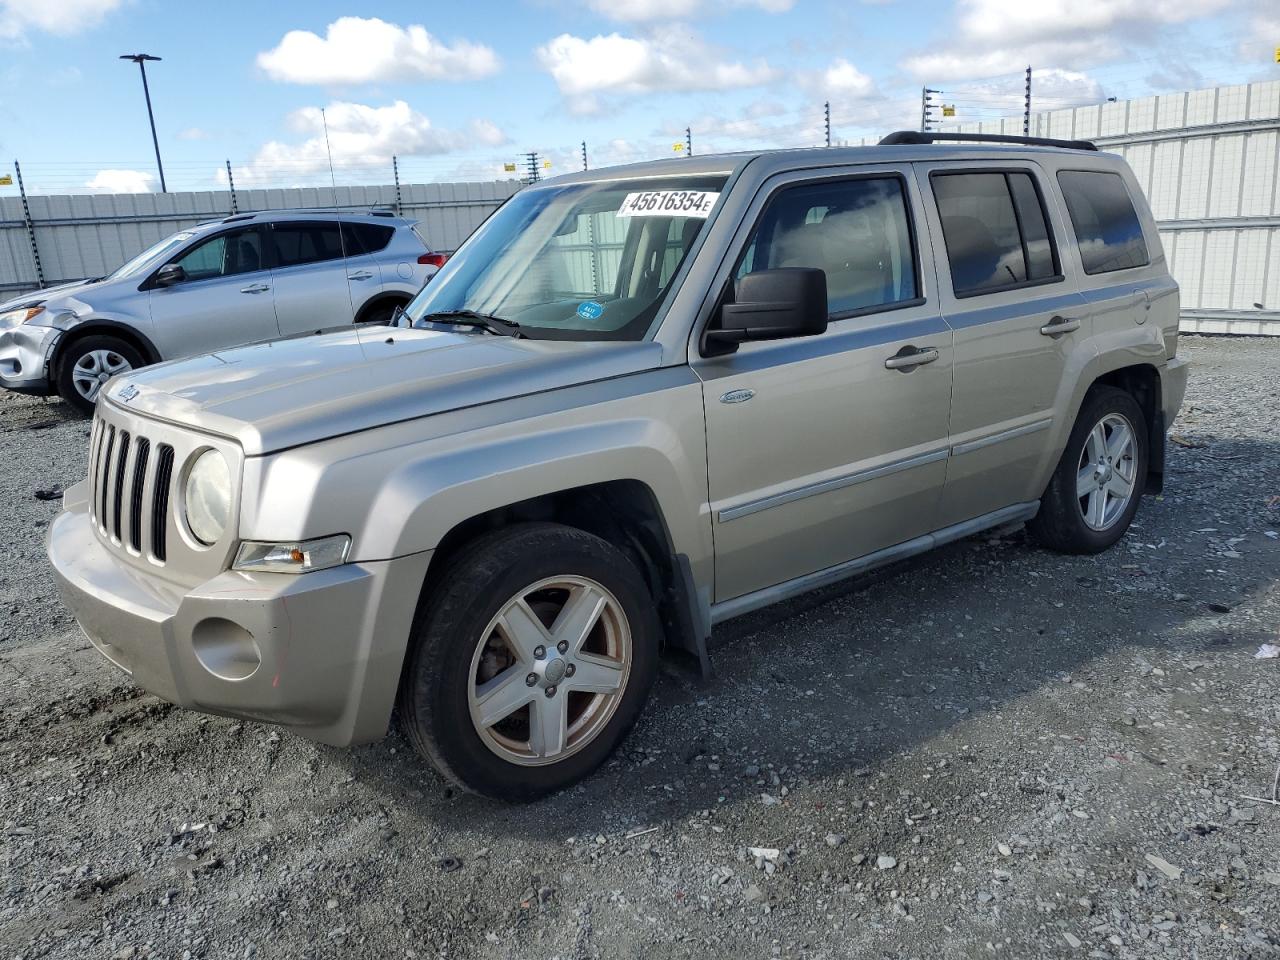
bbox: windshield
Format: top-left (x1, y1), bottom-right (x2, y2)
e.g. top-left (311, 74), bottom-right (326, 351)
top-left (107, 231), bottom-right (197, 281)
top-left (404, 175), bottom-right (728, 341)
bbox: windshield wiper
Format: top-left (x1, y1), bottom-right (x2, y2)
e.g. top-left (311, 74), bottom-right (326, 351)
top-left (420, 310), bottom-right (524, 338)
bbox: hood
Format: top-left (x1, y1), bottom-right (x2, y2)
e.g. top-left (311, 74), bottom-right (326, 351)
top-left (103, 325), bottom-right (666, 455)
top-left (0, 277), bottom-right (105, 313)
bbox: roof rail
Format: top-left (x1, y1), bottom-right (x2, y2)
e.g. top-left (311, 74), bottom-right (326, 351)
top-left (878, 131), bottom-right (1098, 151)
top-left (217, 206), bottom-right (401, 224)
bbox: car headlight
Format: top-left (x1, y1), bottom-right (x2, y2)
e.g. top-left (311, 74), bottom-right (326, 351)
top-left (233, 535), bottom-right (351, 574)
top-left (0, 305), bottom-right (44, 328)
top-left (184, 450), bottom-right (231, 545)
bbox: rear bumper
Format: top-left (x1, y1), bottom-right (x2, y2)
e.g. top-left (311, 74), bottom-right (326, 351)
top-left (47, 481), bottom-right (431, 746)
top-left (1163, 357), bottom-right (1189, 425)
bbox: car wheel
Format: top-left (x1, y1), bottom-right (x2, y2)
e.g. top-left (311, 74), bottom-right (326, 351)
top-left (56, 335), bottom-right (146, 416)
top-left (1028, 385), bottom-right (1148, 554)
top-left (398, 522), bottom-right (659, 801)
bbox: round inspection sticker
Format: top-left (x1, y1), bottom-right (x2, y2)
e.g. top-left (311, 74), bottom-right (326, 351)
top-left (577, 300), bottom-right (604, 320)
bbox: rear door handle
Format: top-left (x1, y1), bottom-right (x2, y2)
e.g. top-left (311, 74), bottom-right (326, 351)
top-left (884, 347), bottom-right (940, 370)
top-left (1039, 316), bottom-right (1080, 337)
top-left (347, 270), bottom-right (374, 281)
top-left (240, 283), bottom-right (270, 294)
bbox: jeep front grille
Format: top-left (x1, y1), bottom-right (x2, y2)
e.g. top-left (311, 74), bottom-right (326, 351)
top-left (88, 415), bottom-right (174, 563)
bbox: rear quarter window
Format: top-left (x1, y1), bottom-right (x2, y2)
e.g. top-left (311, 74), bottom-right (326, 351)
top-left (1056, 170), bottom-right (1150, 275)
top-left (343, 223), bottom-right (395, 255)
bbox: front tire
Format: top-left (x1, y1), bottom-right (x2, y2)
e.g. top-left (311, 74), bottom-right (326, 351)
top-left (398, 523), bottom-right (660, 801)
top-left (1028, 385), bottom-right (1147, 554)
top-left (55, 335), bottom-right (145, 416)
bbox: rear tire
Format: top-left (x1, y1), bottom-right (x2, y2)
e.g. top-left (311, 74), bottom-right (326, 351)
top-left (398, 522), bottom-right (660, 801)
top-left (356, 300), bottom-right (405, 326)
top-left (1028, 385), bottom-right (1147, 554)
top-left (55, 335), bottom-right (146, 416)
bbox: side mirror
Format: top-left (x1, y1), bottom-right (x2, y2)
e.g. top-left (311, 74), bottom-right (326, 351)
top-left (154, 263), bottom-right (186, 287)
top-left (704, 268), bottom-right (828, 353)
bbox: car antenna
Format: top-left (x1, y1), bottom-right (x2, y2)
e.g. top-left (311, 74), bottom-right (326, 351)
top-left (321, 107), bottom-right (358, 326)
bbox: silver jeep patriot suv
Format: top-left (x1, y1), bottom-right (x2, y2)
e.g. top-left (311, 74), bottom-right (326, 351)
top-left (48, 132), bottom-right (1189, 801)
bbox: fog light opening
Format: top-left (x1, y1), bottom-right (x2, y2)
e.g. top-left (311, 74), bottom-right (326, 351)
top-left (191, 617), bottom-right (262, 681)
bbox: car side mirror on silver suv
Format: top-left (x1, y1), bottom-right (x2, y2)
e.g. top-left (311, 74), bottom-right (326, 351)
top-left (704, 267), bottom-right (828, 354)
top-left (153, 263), bottom-right (187, 287)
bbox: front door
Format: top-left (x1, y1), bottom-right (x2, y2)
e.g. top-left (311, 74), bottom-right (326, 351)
top-left (695, 167), bottom-right (954, 603)
top-left (914, 162), bottom-right (1090, 527)
top-left (146, 225), bottom-right (280, 359)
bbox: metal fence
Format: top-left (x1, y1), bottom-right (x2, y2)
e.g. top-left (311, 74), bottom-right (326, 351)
top-left (941, 79), bottom-right (1280, 335)
top-left (0, 179), bottom-right (523, 296)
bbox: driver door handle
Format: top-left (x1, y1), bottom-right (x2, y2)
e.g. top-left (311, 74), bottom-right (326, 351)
top-left (240, 283), bottom-right (271, 294)
top-left (884, 347), bottom-right (940, 370)
top-left (1040, 316), bottom-right (1080, 336)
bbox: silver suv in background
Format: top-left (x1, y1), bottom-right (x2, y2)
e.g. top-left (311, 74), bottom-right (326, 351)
top-left (48, 133), bottom-right (1188, 801)
top-left (0, 209), bottom-right (444, 413)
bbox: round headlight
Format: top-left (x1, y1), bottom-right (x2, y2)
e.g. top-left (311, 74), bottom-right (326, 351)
top-left (185, 450), bottom-right (231, 545)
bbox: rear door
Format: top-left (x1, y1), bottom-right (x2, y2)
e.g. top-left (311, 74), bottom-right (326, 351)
top-left (695, 166), bottom-right (954, 603)
top-left (266, 220), bottom-right (378, 336)
top-left (145, 225), bottom-right (280, 358)
top-left (915, 161), bottom-right (1090, 527)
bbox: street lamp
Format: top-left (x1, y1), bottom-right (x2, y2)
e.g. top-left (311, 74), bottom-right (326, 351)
top-left (119, 53), bottom-right (167, 193)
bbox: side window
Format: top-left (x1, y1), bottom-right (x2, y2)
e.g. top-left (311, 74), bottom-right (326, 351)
top-left (737, 176), bottom-right (919, 317)
top-left (1056, 170), bottom-right (1150, 274)
top-left (272, 222), bottom-right (346, 268)
top-left (342, 222), bottom-right (394, 255)
top-left (173, 228), bottom-right (263, 281)
top-left (932, 171), bottom-right (1060, 297)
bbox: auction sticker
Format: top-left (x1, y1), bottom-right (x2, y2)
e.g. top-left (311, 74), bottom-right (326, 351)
top-left (617, 190), bottom-right (720, 218)
top-left (577, 300), bottom-right (605, 320)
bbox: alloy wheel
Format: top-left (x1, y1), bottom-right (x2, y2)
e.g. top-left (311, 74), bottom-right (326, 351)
top-left (71, 349), bottom-right (133, 403)
top-left (1076, 412), bottom-right (1137, 531)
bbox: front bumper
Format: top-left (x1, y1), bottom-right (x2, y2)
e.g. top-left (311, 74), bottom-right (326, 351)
top-left (0, 322), bottom-right (57, 393)
top-left (47, 481), bottom-right (431, 746)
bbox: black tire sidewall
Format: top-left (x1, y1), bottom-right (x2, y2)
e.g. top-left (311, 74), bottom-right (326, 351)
top-left (56, 335), bottom-right (145, 415)
top-left (1047, 387), bottom-right (1148, 552)
top-left (401, 524), bottom-right (659, 801)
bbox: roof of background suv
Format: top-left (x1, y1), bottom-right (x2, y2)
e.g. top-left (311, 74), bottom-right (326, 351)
top-left (194, 209), bottom-right (415, 229)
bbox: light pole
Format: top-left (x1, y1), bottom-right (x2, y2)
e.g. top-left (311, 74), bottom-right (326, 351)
top-left (119, 53), bottom-right (166, 192)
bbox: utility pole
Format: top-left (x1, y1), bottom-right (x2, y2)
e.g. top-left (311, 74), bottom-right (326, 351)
top-left (14, 161), bottom-right (45, 288)
top-left (1023, 66), bottom-right (1033, 136)
top-left (392, 155), bottom-right (403, 214)
top-left (525, 151), bottom-right (541, 183)
top-left (824, 101), bottom-right (831, 147)
top-left (581, 141), bottom-right (588, 171)
top-left (225, 160), bottom-right (238, 214)
top-left (119, 53), bottom-right (166, 192)
top-left (685, 127), bottom-right (692, 158)
top-left (920, 87), bottom-right (940, 132)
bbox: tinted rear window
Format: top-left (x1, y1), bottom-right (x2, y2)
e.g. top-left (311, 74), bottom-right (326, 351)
top-left (1056, 170), bottom-right (1150, 275)
top-left (343, 222), bottom-right (395, 255)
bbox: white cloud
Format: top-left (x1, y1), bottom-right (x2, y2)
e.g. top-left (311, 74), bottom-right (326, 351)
top-left (584, 0), bottom-right (793, 21)
top-left (807, 58), bottom-right (875, 99)
top-left (903, 0), bottom-right (1231, 80)
top-left (176, 127), bottom-right (210, 141)
top-left (0, 0), bottom-right (123, 40)
top-left (226, 100), bottom-right (508, 186)
top-left (257, 17), bottom-right (500, 85)
top-left (537, 27), bottom-right (779, 113)
top-left (85, 169), bottom-right (156, 194)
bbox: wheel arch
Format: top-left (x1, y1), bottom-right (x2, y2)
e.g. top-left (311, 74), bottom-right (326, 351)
top-left (52, 320), bottom-right (162, 376)
top-left (354, 291), bottom-right (411, 324)
top-left (1086, 362), bottom-right (1164, 494)
top-left (417, 479), bottom-right (710, 680)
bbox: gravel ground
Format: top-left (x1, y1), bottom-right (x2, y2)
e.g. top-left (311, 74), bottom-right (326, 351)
top-left (2, 335), bottom-right (1279, 960)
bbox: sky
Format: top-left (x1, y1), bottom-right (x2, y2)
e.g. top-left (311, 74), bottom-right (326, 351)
top-left (1, 0), bottom-right (1277, 194)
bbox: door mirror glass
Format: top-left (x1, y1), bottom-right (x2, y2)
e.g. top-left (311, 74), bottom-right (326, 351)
top-left (154, 263), bottom-right (187, 287)
top-left (707, 268), bottom-right (828, 349)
